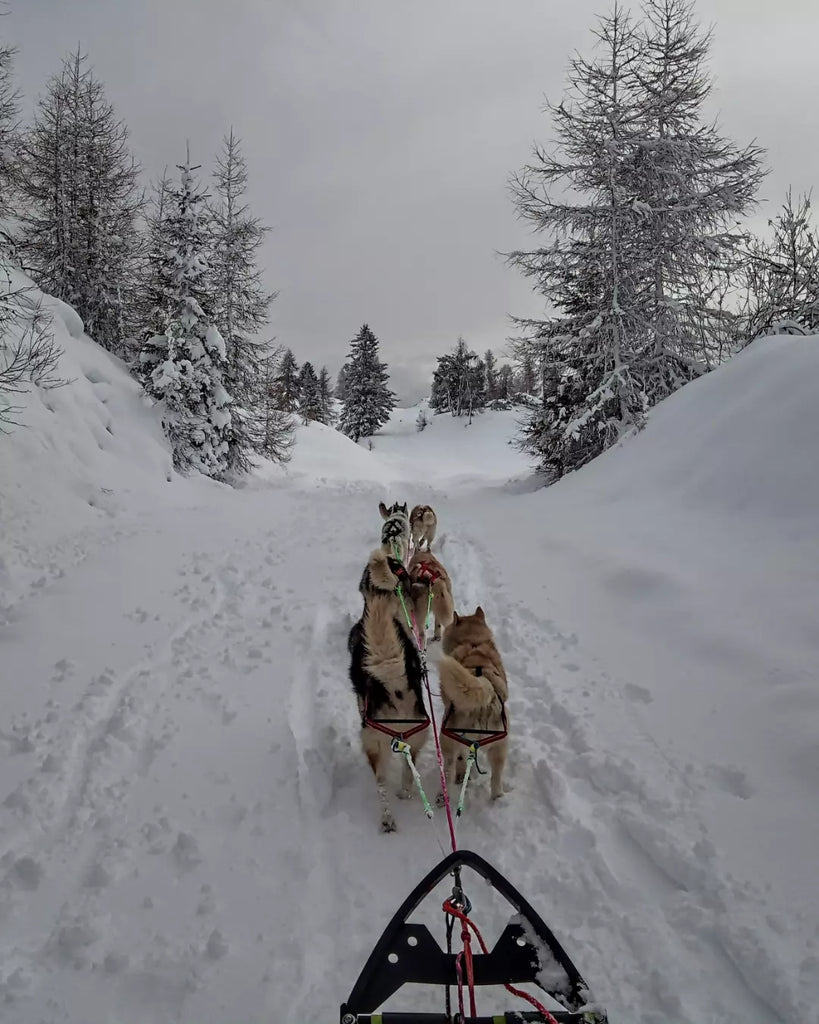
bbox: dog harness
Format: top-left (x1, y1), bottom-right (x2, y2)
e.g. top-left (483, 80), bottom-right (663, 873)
top-left (412, 561), bottom-right (441, 586)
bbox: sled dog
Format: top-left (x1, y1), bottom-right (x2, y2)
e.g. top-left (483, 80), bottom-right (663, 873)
top-left (379, 501), bottom-right (410, 564)
top-left (409, 504), bottom-right (437, 551)
top-left (437, 606), bottom-right (509, 803)
top-left (349, 548), bottom-right (428, 832)
top-left (407, 548), bottom-right (454, 646)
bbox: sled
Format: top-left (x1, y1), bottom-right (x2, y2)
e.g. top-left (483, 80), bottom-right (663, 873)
top-left (340, 849), bottom-right (607, 1024)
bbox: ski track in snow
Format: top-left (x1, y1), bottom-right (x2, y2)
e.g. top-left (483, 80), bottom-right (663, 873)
top-left (1, 484), bottom-right (816, 1023)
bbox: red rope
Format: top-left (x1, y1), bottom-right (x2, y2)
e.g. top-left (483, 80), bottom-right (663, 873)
top-left (443, 898), bottom-right (561, 1024)
top-left (400, 580), bottom-right (558, 1023)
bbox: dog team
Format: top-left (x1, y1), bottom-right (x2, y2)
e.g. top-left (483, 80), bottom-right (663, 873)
top-left (347, 501), bottom-right (510, 832)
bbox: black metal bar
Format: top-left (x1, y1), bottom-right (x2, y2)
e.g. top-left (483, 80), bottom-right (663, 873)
top-left (344, 1013), bottom-right (600, 1023)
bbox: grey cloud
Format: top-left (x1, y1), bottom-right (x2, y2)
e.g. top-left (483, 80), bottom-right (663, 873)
top-left (10, 0), bottom-right (818, 388)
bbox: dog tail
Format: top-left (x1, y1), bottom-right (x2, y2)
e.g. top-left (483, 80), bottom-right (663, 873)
top-left (438, 654), bottom-right (498, 711)
top-left (421, 508), bottom-right (436, 526)
top-left (432, 577), bottom-right (454, 630)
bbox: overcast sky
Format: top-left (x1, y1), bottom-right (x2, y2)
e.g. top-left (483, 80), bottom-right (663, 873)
top-left (8, 0), bottom-right (819, 401)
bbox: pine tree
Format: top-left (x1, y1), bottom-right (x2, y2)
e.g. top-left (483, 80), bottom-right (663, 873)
top-left (496, 363), bottom-right (514, 403)
top-left (135, 155), bottom-right (230, 477)
top-left (297, 359), bottom-right (321, 423)
top-left (137, 170), bottom-right (174, 343)
top-left (0, 37), bottom-right (20, 230)
top-left (209, 128), bottom-right (275, 471)
top-left (317, 365), bottom-right (334, 425)
top-left (430, 337), bottom-right (486, 420)
top-left (629, 0), bottom-right (764, 384)
top-left (258, 345), bottom-right (295, 462)
top-left (508, 2), bottom-right (763, 481)
top-left (335, 362), bottom-right (349, 401)
top-left (484, 348), bottom-right (498, 403)
top-left (272, 347), bottom-right (300, 412)
top-left (339, 323), bottom-right (395, 443)
top-left (18, 49), bottom-right (143, 356)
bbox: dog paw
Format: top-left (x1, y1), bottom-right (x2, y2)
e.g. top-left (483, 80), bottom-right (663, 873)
top-left (491, 790), bottom-right (505, 801)
top-left (380, 816), bottom-right (398, 833)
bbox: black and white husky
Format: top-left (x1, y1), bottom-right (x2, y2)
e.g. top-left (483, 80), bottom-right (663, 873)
top-left (378, 500), bottom-right (410, 564)
top-left (348, 548), bottom-right (427, 832)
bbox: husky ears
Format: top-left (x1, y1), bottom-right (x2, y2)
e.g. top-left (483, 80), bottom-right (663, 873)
top-left (452, 611), bottom-right (461, 625)
top-left (378, 501), bottom-right (389, 520)
top-left (474, 605), bottom-right (486, 621)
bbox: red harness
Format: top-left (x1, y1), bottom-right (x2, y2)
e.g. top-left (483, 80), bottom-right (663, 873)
top-left (412, 561), bottom-right (442, 586)
top-left (362, 693), bottom-right (430, 741)
top-left (440, 689), bottom-right (508, 749)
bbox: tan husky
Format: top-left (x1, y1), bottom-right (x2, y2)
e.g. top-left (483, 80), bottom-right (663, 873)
top-left (409, 504), bottom-right (437, 551)
top-left (437, 607), bottom-right (509, 802)
top-left (407, 548), bottom-right (454, 646)
top-left (348, 549), bottom-right (428, 832)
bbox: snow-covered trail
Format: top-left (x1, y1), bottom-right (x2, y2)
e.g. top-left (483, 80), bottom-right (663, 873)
top-left (1, 478), bottom-right (815, 1023)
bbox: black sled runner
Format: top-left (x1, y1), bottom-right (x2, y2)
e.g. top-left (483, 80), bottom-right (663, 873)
top-left (340, 849), bottom-right (607, 1024)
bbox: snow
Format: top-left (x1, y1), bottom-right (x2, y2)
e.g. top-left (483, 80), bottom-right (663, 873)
top-left (1, 294), bottom-right (818, 1024)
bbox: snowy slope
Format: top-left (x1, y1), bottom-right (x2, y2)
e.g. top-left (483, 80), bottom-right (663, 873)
top-left (1, 317), bottom-right (817, 1024)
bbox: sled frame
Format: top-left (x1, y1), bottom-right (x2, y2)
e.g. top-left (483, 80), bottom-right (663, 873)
top-left (340, 849), bottom-right (606, 1024)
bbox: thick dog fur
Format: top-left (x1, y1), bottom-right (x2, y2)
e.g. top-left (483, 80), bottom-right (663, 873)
top-left (349, 547), bottom-right (428, 832)
top-left (409, 504), bottom-right (437, 551)
top-left (407, 548), bottom-right (454, 645)
top-left (437, 606), bottom-right (509, 802)
top-left (379, 501), bottom-right (410, 564)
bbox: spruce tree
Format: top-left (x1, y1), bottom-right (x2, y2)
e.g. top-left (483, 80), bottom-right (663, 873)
top-left (209, 128), bottom-right (275, 470)
top-left (135, 155), bottom-right (230, 477)
top-left (272, 347), bottom-right (300, 412)
top-left (484, 348), bottom-right (498, 403)
top-left (339, 323), bottom-right (395, 443)
top-left (429, 337), bottom-right (486, 419)
top-left (317, 365), bottom-right (334, 425)
top-left (297, 359), bottom-right (321, 423)
top-left (258, 345), bottom-right (295, 462)
top-left (18, 50), bottom-right (143, 356)
top-left (335, 362), bottom-right (349, 401)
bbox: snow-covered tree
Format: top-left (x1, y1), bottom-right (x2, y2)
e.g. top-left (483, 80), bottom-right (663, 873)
top-left (135, 155), bottom-right (230, 477)
top-left (508, 1), bottom-right (763, 481)
top-left (629, 0), bottom-right (764, 384)
top-left (740, 191), bottom-right (819, 339)
top-left (271, 347), bottom-right (300, 412)
top-left (430, 337), bottom-right (486, 420)
top-left (136, 170), bottom-right (173, 344)
top-left (297, 359), bottom-right (321, 422)
top-left (209, 128), bottom-right (276, 471)
top-left (335, 362), bottom-right (349, 401)
top-left (317, 365), bottom-right (334, 425)
top-left (18, 49), bottom-right (143, 356)
top-left (496, 363), bottom-right (514, 403)
top-left (258, 344), bottom-right (295, 462)
top-left (483, 348), bottom-right (498, 403)
top-left (339, 323), bottom-right (395, 442)
top-left (0, 264), bottom-right (63, 430)
top-left (0, 36), bottom-right (20, 229)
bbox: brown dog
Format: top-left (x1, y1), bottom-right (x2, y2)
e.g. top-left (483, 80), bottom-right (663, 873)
top-left (348, 549), bottom-right (428, 832)
top-left (437, 607), bottom-right (509, 802)
top-left (407, 548), bottom-right (454, 646)
top-left (409, 504), bottom-right (437, 551)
